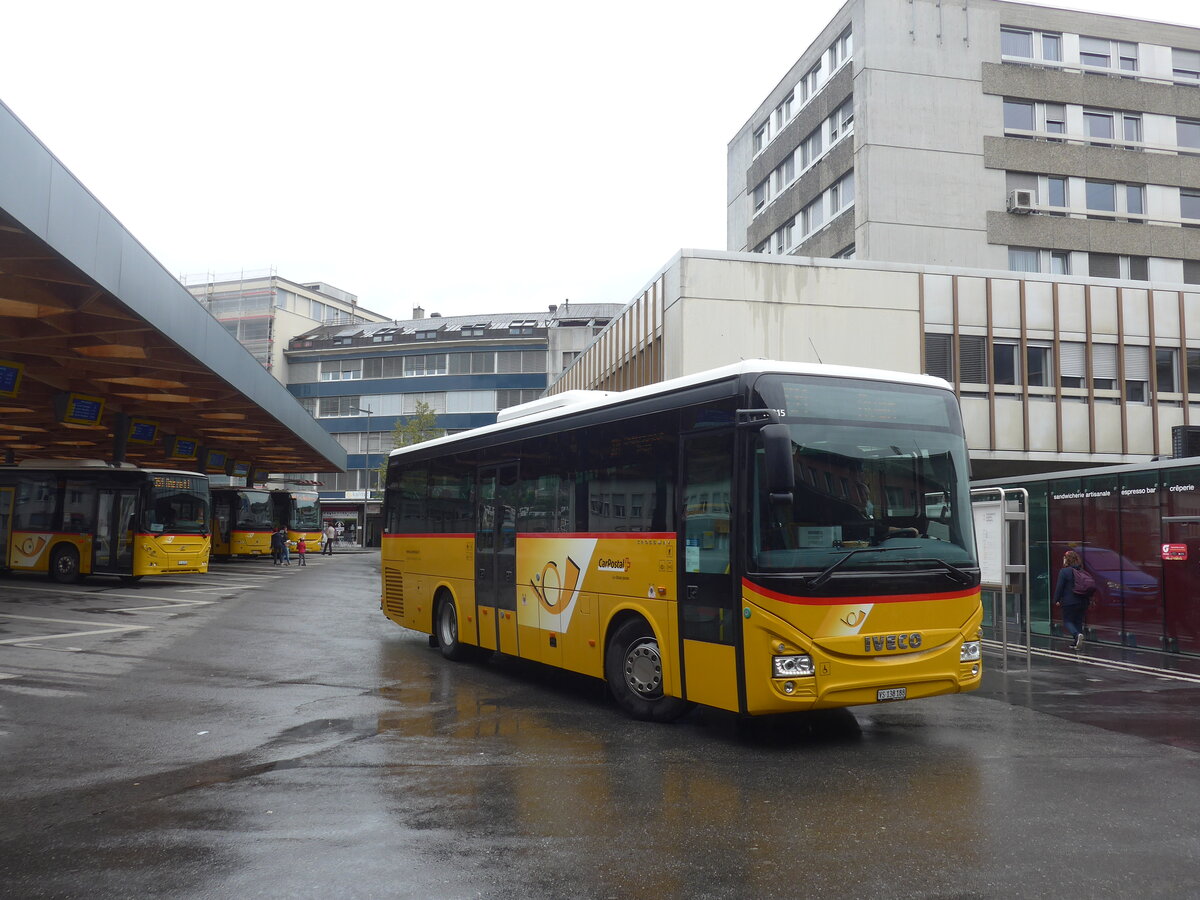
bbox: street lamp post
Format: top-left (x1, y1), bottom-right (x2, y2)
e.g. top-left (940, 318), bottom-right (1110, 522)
top-left (349, 404), bottom-right (374, 547)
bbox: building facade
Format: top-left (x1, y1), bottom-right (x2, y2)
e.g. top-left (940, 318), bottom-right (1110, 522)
top-left (728, 0), bottom-right (1200, 285)
top-left (285, 304), bottom-right (619, 544)
top-left (549, 249), bottom-right (1200, 480)
top-left (183, 271), bottom-right (389, 375)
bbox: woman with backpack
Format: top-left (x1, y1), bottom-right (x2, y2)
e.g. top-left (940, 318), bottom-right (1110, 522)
top-left (1054, 549), bottom-right (1095, 650)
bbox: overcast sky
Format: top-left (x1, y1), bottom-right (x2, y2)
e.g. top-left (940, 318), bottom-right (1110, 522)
top-left (3, 0), bottom-right (1198, 321)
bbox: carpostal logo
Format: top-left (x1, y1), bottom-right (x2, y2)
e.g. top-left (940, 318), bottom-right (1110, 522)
top-left (598, 557), bottom-right (631, 573)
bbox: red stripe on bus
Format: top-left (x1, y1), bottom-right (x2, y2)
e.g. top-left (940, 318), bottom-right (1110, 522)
top-left (382, 533), bottom-right (474, 539)
top-left (743, 578), bottom-right (978, 606)
top-left (381, 532), bottom-right (678, 541)
top-left (517, 532), bottom-right (676, 540)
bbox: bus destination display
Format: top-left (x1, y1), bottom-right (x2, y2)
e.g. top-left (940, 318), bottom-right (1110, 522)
top-left (61, 392), bottom-right (105, 426)
top-left (0, 360), bottom-right (23, 398)
top-left (779, 380), bottom-right (952, 430)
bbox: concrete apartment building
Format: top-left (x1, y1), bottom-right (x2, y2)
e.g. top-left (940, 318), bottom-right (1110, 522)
top-left (727, 0), bottom-right (1200, 284)
top-left (183, 271), bottom-right (390, 375)
top-left (284, 304), bottom-right (619, 543)
top-left (544, 0), bottom-right (1200, 480)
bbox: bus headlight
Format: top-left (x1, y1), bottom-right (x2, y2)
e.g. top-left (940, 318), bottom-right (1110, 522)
top-left (772, 654), bottom-right (815, 678)
top-left (960, 641), bottom-right (981, 662)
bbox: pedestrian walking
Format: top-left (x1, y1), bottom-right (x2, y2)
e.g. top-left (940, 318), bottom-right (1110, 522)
top-left (1054, 549), bottom-right (1095, 649)
top-left (323, 523), bottom-right (336, 555)
top-left (270, 527), bottom-right (284, 566)
top-left (279, 528), bottom-right (292, 566)
top-left (296, 537), bottom-right (307, 566)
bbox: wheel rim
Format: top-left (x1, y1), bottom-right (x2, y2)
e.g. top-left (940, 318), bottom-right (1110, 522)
top-left (439, 601), bottom-right (458, 647)
top-left (623, 638), bottom-right (663, 697)
top-left (55, 551), bottom-right (76, 578)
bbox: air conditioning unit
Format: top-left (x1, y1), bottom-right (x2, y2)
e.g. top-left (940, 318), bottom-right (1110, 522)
top-left (1007, 189), bottom-right (1035, 214)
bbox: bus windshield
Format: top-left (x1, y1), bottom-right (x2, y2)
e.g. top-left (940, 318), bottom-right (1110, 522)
top-left (292, 493), bottom-right (320, 530)
top-left (145, 474), bottom-right (210, 535)
top-left (749, 375), bottom-right (976, 574)
top-left (236, 490), bottom-right (273, 530)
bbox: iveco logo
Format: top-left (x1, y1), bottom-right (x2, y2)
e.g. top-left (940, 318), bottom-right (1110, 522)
top-left (864, 633), bottom-right (923, 652)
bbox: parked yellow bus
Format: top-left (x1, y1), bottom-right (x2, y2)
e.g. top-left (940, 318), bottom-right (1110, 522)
top-left (210, 485), bottom-right (324, 558)
top-left (380, 361), bottom-right (982, 721)
top-left (0, 460), bottom-right (210, 582)
top-left (210, 487), bottom-right (274, 558)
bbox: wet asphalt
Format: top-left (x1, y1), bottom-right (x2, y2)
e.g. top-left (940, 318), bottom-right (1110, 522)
top-left (1, 553), bottom-right (1199, 899)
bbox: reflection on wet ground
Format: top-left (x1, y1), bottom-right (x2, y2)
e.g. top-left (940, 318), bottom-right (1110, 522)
top-left (2, 556), bottom-right (1199, 897)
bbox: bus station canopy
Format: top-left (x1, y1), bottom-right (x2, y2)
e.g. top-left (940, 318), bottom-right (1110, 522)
top-left (0, 100), bottom-right (346, 475)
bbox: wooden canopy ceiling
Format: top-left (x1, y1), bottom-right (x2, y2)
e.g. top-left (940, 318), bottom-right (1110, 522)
top-left (0, 207), bottom-right (339, 474)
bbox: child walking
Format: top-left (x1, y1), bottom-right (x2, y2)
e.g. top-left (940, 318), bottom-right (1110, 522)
top-left (296, 537), bottom-right (307, 566)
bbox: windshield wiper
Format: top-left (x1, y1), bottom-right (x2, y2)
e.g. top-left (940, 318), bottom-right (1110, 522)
top-left (801, 550), bottom-right (974, 589)
top-left (917, 557), bottom-right (974, 585)
top-left (802, 547), bottom-right (896, 589)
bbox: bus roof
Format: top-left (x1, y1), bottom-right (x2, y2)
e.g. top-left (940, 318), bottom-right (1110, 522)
top-left (7, 459), bottom-right (208, 479)
top-left (389, 359), bottom-right (954, 461)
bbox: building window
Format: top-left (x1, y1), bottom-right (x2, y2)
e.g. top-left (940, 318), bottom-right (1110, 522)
top-left (1178, 119), bottom-right (1200, 153)
top-left (833, 244), bottom-right (856, 259)
top-left (753, 179), bottom-right (769, 213)
top-left (774, 92), bottom-right (794, 132)
top-left (1047, 176), bottom-right (1067, 213)
top-left (1044, 104), bottom-right (1065, 140)
top-left (1092, 344), bottom-right (1118, 391)
top-left (1050, 251), bottom-right (1071, 275)
top-left (1124, 345), bottom-right (1149, 403)
top-left (959, 335), bottom-right (988, 384)
top-left (1187, 349), bottom-right (1200, 395)
top-left (1173, 48), bottom-right (1200, 83)
top-left (1118, 42), bottom-right (1138, 73)
top-left (1027, 344), bottom-right (1053, 387)
top-left (1001, 28), bottom-right (1033, 58)
top-left (1038, 33), bottom-right (1060, 62)
top-left (993, 342), bottom-right (1020, 385)
top-left (1123, 114), bottom-right (1142, 148)
top-left (1008, 247), bottom-right (1039, 273)
top-left (1084, 110), bottom-right (1114, 146)
top-left (1186, 259), bottom-right (1200, 285)
top-left (753, 124), bottom-right (768, 155)
top-left (1079, 36), bottom-right (1112, 69)
top-left (1004, 99), bottom-right (1035, 134)
top-left (1157, 348), bottom-right (1179, 393)
top-left (1182, 190), bottom-right (1200, 226)
top-left (1085, 180), bottom-right (1117, 219)
top-left (1089, 253), bottom-right (1120, 279)
top-left (1126, 185), bottom-right (1145, 223)
top-left (1060, 342), bottom-right (1087, 389)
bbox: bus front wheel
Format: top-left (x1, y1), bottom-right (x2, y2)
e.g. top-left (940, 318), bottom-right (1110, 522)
top-left (49, 545), bottom-right (81, 584)
top-left (436, 594), bottom-right (471, 661)
top-left (605, 619), bottom-right (692, 722)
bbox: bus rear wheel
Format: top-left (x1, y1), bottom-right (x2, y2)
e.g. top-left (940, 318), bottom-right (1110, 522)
top-left (49, 545), bottom-right (81, 584)
top-left (605, 619), bottom-right (692, 722)
top-left (436, 594), bottom-right (472, 661)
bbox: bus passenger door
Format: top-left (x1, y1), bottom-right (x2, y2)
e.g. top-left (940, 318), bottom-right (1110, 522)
top-left (0, 487), bottom-right (12, 569)
top-left (679, 430), bottom-right (740, 712)
top-left (95, 489), bottom-right (138, 574)
top-left (477, 464), bottom-right (519, 655)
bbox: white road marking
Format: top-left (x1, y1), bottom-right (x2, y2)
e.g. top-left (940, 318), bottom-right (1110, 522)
top-left (985, 640), bottom-right (1200, 685)
top-left (0, 613), bottom-right (151, 645)
top-left (0, 583), bottom-right (215, 613)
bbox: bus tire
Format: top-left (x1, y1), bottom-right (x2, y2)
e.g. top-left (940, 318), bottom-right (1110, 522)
top-left (436, 593), bottom-right (472, 661)
top-left (49, 545), bottom-right (81, 584)
top-left (605, 618), bottom-right (692, 722)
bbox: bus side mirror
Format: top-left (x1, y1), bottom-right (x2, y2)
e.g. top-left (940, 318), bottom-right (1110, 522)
top-left (762, 424), bottom-right (795, 504)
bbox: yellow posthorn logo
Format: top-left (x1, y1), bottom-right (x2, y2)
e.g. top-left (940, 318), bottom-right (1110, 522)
top-left (530, 557), bottom-right (581, 614)
top-left (840, 609), bottom-right (868, 628)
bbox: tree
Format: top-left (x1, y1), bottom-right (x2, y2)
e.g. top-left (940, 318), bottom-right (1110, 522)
top-left (374, 400), bottom-right (444, 492)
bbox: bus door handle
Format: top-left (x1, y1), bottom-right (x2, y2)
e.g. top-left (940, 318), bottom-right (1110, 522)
top-left (478, 567), bottom-right (486, 579)
top-left (687, 585), bottom-right (699, 601)
top-left (504, 569), bottom-right (513, 581)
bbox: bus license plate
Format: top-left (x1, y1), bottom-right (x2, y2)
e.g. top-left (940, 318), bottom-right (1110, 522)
top-left (877, 687), bottom-right (907, 702)
top-left (178, 560), bottom-right (189, 565)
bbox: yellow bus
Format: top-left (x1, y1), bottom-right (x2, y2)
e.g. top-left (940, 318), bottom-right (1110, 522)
top-left (210, 485), bottom-right (324, 559)
top-left (380, 361), bottom-right (982, 721)
top-left (210, 487), bottom-right (274, 558)
top-left (0, 460), bottom-right (210, 583)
